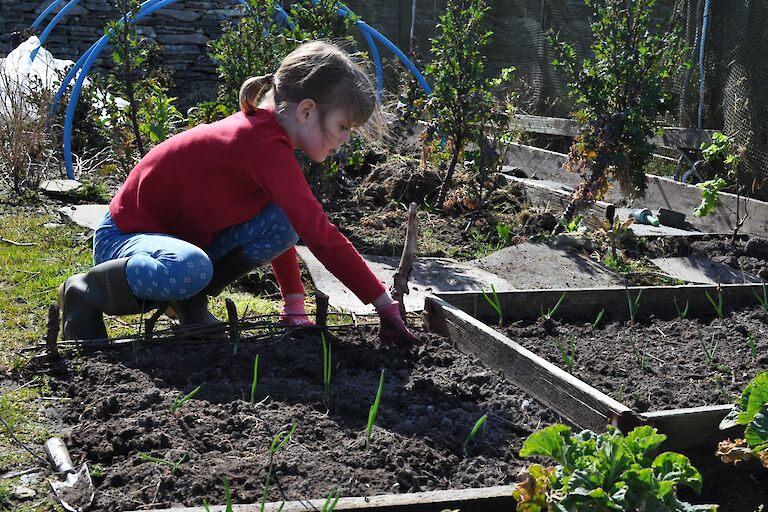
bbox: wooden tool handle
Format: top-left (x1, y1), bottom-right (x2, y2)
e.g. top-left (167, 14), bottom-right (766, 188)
top-left (44, 437), bottom-right (75, 475)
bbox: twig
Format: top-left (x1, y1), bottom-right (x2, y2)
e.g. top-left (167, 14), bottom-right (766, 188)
top-left (390, 202), bottom-right (419, 320)
top-left (0, 417), bottom-right (48, 466)
top-left (1, 238), bottom-right (36, 246)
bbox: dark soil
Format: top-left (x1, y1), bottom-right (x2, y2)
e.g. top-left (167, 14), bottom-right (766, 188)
top-left (47, 327), bottom-right (557, 511)
top-left (502, 307), bottom-right (768, 413)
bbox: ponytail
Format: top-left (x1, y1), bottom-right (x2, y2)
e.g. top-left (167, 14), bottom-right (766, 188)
top-left (239, 73), bottom-right (275, 115)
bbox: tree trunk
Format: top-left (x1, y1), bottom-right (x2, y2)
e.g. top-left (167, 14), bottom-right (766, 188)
top-left (437, 141), bottom-right (462, 208)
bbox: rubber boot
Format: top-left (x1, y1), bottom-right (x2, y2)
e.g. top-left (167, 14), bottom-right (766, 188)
top-left (203, 247), bottom-right (257, 296)
top-left (167, 294), bottom-right (226, 338)
top-left (57, 258), bottom-right (142, 341)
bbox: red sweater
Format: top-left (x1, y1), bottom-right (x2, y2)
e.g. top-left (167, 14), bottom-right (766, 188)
top-left (110, 110), bottom-right (385, 303)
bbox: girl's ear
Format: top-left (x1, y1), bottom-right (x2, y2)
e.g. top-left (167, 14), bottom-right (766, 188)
top-left (296, 98), bottom-right (317, 125)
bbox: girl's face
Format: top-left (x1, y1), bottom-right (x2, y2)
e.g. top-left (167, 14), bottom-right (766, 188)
top-left (297, 104), bottom-right (353, 162)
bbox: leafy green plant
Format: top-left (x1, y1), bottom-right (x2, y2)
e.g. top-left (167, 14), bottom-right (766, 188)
top-left (549, 0), bottom-right (689, 233)
top-left (513, 424), bottom-right (716, 511)
top-left (424, 0), bottom-right (514, 208)
top-left (171, 385), bottom-right (202, 415)
top-left (717, 370), bottom-right (768, 469)
top-left (705, 288), bottom-right (724, 319)
top-left (592, 308), bottom-right (605, 329)
top-left (626, 287), bottom-right (642, 323)
top-left (694, 177), bottom-right (727, 217)
top-left (561, 214), bottom-right (586, 234)
top-left (674, 296), bottom-right (689, 320)
top-left (540, 292), bottom-right (566, 321)
top-left (553, 335), bottom-right (576, 372)
top-left (463, 414), bottom-right (488, 451)
top-left (700, 335), bottom-right (720, 366)
top-left (138, 452), bottom-right (188, 474)
top-left (481, 284), bottom-right (503, 326)
top-left (598, 214), bottom-right (635, 261)
top-left (322, 332), bottom-right (332, 407)
top-left (250, 354), bottom-right (260, 405)
top-left (365, 369), bottom-right (385, 450)
top-left (261, 422), bottom-right (298, 511)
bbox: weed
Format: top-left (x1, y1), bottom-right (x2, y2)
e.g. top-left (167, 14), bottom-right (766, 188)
top-left (321, 333), bottom-right (332, 408)
top-left (171, 385), bottom-right (201, 415)
top-left (625, 287), bottom-right (642, 323)
top-left (700, 335), bottom-right (719, 366)
top-left (712, 373), bottom-right (732, 404)
top-left (592, 309), bottom-right (605, 329)
top-left (704, 288), bottom-right (724, 319)
top-left (261, 422), bottom-right (298, 511)
top-left (747, 334), bottom-right (758, 360)
top-left (463, 414), bottom-right (488, 451)
top-left (617, 383), bottom-right (625, 403)
top-left (553, 336), bottom-right (576, 372)
top-left (482, 284), bottom-right (503, 326)
top-left (540, 292), bottom-right (566, 321)
top-left (673, 296), bottom-right (689, 320)
top-left (138, 452), bottom-right (188, 474)
top-left (250, 355), bottom-right (260, 405)
top-left (366, 369), bottom-right (386, 450)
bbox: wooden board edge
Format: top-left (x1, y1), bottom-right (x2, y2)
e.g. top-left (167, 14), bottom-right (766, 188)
top-left (127, 485), bottom-right (516, 512)
top-left (425, 295), bottom-right (634, 433)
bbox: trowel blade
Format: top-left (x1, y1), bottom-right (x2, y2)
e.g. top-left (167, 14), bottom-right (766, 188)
top-left (49, 464), bottom-right (94, 512)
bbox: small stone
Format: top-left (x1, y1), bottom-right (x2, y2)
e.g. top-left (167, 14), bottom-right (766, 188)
top-left (12, 485), bottom-right (35, 499)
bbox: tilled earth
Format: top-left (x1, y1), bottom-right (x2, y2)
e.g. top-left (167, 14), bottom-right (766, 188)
top-left (47, 327), bottom-right (557, 511)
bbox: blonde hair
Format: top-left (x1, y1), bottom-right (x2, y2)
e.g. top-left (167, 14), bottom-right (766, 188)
top-left (239, 41), bottom-right (381, 139)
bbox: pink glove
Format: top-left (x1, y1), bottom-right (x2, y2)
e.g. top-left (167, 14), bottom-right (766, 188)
top-left (376, 300), bottom-right (420, 347)
top-left (279, 295), bottom-right (315, 326)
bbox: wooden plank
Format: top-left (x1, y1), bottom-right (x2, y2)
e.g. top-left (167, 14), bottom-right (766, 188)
top-left (504, 143), bottom-right (768, 238)
top-left (513, 115), bottom-right (716, 149)
top-left (433, 283), bottom-right (767, 324)
top-left (507, 176), bottom-right (615, 229)
top-left (424, 296), bottom-right (636, 433)
top-left (642, 405), bottom-right (737, 452)
top-left (128, 485), bottom-right (515, 512)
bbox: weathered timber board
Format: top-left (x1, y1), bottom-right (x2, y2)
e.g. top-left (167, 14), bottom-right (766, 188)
top-left (424, 296), bottom-right (636, 433)
top-left (513, 114), bottom-right (716, 149)
top-left (642, 405), bottom-right (741, 451)
top-left (128, 485), bottom-right (515, 512)
top-left (504, 143), bottom-right (768, 238)
top-left (433, 283), bottom-right (767, 324)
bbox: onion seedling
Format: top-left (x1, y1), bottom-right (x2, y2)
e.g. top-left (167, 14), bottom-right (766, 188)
top-left (250, 355), bottom-right (260, 405)
top-left (482, 284), bottom-right (503, 326)
top-left (705, 288), bottom-right (724, 319)
top-left (322, 486), bottom-right (341, 512)
top-left (673, 296), bottom-right (689, 320)
top-left (747, 333), bottom-right (758, 360)
top-left (322, 333), bottom-right (332, 408)
top-left (463, 414), bottom-right (488, 451)
top-left (592, 308), bottom-right (605, 328)
top-left (261, 422), bottom-right (298, 512)
top-left (137, 452), bottom-right (188, 474)
top-left (203, 476), bottom-right (233, 511)
top-left (553, 335), bottom-right (576, 372)
top-left (700, 334), bottom-right (719, 366)
top-left (754, 282), bottom-right (768, 311)
top-left (629, 334), bottom-right (649, 370)
top-left (540, 292), bottom-right (566, 321)
top-left (171, 385), bottom-right (201, 415)
top-left (366, 369), bottom-right (385, 450)
top-left (625, 287), bottom-right (642, 323)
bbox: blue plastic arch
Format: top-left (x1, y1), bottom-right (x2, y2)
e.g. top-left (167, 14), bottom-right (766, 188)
top-left (46, 0), bottom-right (430, 178)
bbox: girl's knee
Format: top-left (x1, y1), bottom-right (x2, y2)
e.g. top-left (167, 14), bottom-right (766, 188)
top-left (160, 250), bottom-right (213, 297)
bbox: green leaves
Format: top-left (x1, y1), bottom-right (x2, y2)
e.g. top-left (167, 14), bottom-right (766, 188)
top-left (720, 371), bottom-right (768, 454)
top-left (514, 424), bottom-right (716, 511)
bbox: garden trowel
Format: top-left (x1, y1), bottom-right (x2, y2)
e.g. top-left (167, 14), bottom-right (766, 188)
top-left (43, 437), bottom-right (95, 512)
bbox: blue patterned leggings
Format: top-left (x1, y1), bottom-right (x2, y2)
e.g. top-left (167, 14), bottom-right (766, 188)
top-left (93, 203), bottom-right (298, 301)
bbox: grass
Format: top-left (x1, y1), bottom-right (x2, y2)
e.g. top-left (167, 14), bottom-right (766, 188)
top-left (138, 452), bottom-right (188, 474)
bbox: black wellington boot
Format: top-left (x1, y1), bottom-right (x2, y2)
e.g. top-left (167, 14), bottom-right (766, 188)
top-left (57, 258), bottom-right (142, 341)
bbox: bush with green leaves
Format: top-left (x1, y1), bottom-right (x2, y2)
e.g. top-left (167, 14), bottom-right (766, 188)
top-left (99, 0), bottom-right (181, 174)
top-left (717, 370), bottom-right (768, 469)
top-left (423, 0), bottom-right (515, 209)
top-left (550, 0), bottom-right (689, 234)
top-left (513, 424), bottom-right (717, 511)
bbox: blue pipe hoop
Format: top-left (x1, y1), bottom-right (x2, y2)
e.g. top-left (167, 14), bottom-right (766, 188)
top-left (48, 0), bottom-right (429, 178)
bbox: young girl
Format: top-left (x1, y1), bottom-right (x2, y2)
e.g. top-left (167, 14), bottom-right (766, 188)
top-left (58, 40), bottom-right (418, 346)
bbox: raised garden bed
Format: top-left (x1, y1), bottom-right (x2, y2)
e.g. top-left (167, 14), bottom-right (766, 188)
top-left (424, 284), bottom-right (768, 510)
top-left (47, 326), bottom-right (557, 511)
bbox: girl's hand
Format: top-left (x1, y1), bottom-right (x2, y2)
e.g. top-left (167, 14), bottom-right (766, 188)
top-left (279, 294), bottom-right (315, 326)
top-left (376, 300), bottom-right (420, 347)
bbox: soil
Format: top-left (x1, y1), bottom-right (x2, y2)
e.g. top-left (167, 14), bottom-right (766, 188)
top-left (501, 307), bottom-right (768, 413)
top-left (47, 327), bottom-right (558, 511)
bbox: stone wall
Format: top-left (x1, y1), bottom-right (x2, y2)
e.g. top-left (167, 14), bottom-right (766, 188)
top-left (1, 0), bottom-right (678, 113)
